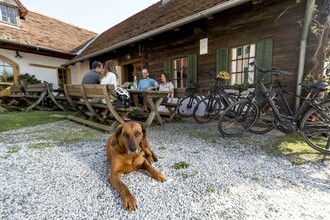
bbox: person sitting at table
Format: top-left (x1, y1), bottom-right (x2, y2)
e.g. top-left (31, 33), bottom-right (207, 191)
top-left (132, 68), bottom-right (158, 112)
top-left (159, 72), bottom-right (174, 103)
top-left (81, 61), bottom-right (103, 84)
top-left (101, 59), bottom-right (130, 121)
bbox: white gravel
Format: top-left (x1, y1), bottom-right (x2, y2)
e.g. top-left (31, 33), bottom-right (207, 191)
top-left (0, 120), bottom-right (329, 219)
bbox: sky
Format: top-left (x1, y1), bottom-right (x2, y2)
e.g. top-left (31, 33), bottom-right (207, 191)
top-left (21, 0), bottom-right (160, 33)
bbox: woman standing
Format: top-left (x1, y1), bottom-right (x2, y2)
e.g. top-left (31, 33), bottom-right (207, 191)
top-left (159, 72), bottom-right (174, 103)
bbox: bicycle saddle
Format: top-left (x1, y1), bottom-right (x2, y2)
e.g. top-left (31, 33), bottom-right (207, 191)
top-left (299, 82), bottom-right (329, 91)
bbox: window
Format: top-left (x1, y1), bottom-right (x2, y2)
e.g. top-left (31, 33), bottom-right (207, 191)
top-left (0, 60), bottom-right (13, 82)
top-left (164, 54), bottom-right (197, 88)
top-left (57, 68), bottom-right (71, 88)
top-left (172, 57), bottom-right (188, 88)
top-left (216, 39), bottom-right (273, 85)
top-left (230, 43), bottom-right (256, 85)
top-left (0, 3), bottom-right (18, 25)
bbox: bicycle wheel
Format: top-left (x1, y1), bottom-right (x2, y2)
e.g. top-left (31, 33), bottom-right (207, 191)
top-left (218, 99), bottom-right (259, 137)
top-left (300, 101), bottom-right (330, 154)
top-left (178, 96), bottom-right (200, 117)
top-left (193, 97), bottom-right (224, 124)
top-left (248, 101), bottom-right (275, 134)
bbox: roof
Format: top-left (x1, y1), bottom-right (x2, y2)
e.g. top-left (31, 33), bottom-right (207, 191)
top-left (71, 0), bottom-right (235, 62)
top-left (0, 10), bottom-right (97, 53)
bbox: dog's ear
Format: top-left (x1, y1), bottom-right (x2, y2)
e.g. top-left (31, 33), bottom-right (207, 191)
top-left (140, 123), bottom-right (150, 149)
top-left (111, 124), bottom-right (123, 146)
top-left (140, 123), bottom-right (158, 163)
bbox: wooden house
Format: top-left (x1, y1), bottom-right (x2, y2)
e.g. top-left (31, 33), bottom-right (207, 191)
top-left (65, 0), bottom-right (329, 108)
top-left (0, 0), bottom-right (97, 94)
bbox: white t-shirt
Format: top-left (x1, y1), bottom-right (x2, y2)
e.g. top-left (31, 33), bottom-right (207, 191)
top-left (101, 72), bottom-right (118, 89)
top-left (100, 72), bottom-right (118, 103)
top-left (159, 81), bottom-right (174, 98)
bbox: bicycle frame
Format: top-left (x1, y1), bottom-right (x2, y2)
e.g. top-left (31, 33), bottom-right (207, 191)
top-left (252, 66), bottom-right (330, 131)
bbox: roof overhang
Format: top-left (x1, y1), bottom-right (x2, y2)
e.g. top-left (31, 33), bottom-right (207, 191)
top-left (0, 39), bottom-right (76, 59)
top-left (64, 0), bottom-right (250, 66)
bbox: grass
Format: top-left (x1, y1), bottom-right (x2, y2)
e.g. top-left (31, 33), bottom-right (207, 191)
top-left (48, 129), bottom-right (102, 145)
top-left (3, 146), bottom-right (21, 159)
top-left (171, 161), bottom-right (190, 170)
top-left (0, 111), bottom-right (72, 132)
top-left (0, 111), bottom-right (328, 164)
top-left (262, 133), bottom-right (327, 164)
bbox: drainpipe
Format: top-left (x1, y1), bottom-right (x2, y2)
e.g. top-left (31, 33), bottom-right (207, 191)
top-left (64, 0), bottom-right (250, 66)
top-left (295, 0), bottom-right (315, 110)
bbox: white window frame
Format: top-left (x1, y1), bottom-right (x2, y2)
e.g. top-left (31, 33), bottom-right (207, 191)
top-left (172, 57), bottom-right (188, 88)
top-left (0, 3), bottom-right (19, 25)
top-left (230, 43), bottom-right (256, 85)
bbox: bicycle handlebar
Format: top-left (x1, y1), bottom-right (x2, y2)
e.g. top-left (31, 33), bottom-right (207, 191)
top-left (249, 60), bottom-right (293, 76)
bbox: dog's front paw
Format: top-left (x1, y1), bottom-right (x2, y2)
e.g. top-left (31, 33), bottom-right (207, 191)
top-left (156, 173), bottom-right (167, 182)
top-left (123, 195), bottom-right (137, 211)
top-left (146, 155), bottom-right (154, 164)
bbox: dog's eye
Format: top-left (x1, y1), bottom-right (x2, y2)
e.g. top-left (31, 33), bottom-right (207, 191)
top-left (135, 131), bottom-right (141, 137)
top-left (123, 132), bottom-right (129, 138)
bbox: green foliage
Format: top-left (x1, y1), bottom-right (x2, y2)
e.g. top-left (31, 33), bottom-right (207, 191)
top-left (230, 82), bottom-right (250, 90)
top-left (19, 73), bottom-right (43, 84)
top-left (0, 69), bottom-right (13, 82)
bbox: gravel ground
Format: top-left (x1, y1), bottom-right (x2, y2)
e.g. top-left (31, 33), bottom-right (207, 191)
top-left (0, 120), bottom-right (329, 220)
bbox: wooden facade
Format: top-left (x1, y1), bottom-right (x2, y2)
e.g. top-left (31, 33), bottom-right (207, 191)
top-left (79, 0), bottom-right (327, 108)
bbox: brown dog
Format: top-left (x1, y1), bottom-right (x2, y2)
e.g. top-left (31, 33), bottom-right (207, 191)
top-left (106, 121), bottom-right (167, 211)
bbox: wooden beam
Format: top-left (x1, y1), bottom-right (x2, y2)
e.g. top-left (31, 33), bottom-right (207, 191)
top-left (29, 63), bottom-right (59, 69)
top-left (68, 115), bottom-right (114, 132)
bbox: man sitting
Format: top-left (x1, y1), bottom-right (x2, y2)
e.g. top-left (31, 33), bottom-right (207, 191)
top-left (132, 68), bottom-right (158, 112)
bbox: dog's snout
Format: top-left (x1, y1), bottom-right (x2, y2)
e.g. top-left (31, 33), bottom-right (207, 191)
top-left (128, 140), bottom-right (139, 154)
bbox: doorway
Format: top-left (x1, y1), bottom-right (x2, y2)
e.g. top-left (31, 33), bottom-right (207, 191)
top-left (121, 61), bottom-right (142, 84)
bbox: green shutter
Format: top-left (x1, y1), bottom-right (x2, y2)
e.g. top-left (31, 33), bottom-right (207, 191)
top-left (256, 39), bottom-right (273, 83)
top-left (187, 54), bottom-right (197, 88)
top-left (163, 59), bottom-right (172, 81)
top-left (216, 48), bottom-right (229, 73)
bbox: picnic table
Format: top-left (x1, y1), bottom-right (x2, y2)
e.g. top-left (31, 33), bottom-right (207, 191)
top-left (128, 89), bottom-right (168, 127)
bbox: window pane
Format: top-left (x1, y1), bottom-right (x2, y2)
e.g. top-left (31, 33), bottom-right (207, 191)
top-left (231, 48), bottom-right (237, 60)
top-left (0, 60), bottom-right (13, 82)
top-left (237, 47), bottom-right (242, 59)
top-left (172, 57), bottom-right (188, 88)
top-left (8, 7), bottom-right (16, 24)
top-left (250, 44), bottom-right (256, 57)
top-left (230, 44), bottom-right (256, 86)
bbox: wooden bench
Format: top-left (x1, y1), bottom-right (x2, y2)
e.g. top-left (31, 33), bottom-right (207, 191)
top-left (0, 83), bottom-right (66, 111)
top-left (3, 83), bottom-right (49, 111)
top-left (159, 88), bottom-right (186, 122)
top-left (64, 84), bottom-right (136, 131)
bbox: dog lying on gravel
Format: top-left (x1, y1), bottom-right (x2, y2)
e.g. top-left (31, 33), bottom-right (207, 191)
top-left (106, 121), bottom-right (167, 211)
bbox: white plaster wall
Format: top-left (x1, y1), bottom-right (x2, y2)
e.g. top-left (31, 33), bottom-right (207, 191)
top-left (68, 60), bottom-right (90, 84)
top-left (69, 61), bottom-right (123, 85)
top-left (0, 49), bottom-right (69, 89)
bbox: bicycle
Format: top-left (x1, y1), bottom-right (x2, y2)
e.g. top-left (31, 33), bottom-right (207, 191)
top-left (177, 82), bottom-right (204, 117)
top-left (248, 70), bottom-right (294, 134)
top-left (218, 60), bottom-right (330, 155)
top-left (192, 72), bottom-right (246, 124)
